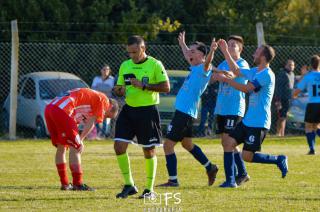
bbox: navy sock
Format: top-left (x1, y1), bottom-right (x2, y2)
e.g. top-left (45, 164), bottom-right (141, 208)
top-left (306, 132), bottom-right (316, 151)
top-left (234, 152), bottom-right (247, 176)
top-left (224, 152), bottom-right (235, 184)
top-left (252, 153), bottom-right (278, 164)
top-left (165, 153), bottom-right (178, 183)
top-left (316, 129), bottom-right (320, 137)
top-left (189, 145), bottom-right (212, 172)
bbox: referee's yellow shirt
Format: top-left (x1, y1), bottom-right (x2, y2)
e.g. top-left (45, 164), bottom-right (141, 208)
top-left (117, 56), bottom-right (169, 107)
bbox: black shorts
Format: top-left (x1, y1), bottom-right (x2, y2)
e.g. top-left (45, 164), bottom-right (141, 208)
top-left (229, 121), bottom-right (268, 152)
top-left (278, 98), bottom-right (290, 118)
top-left (216, 115), bottom-right (242, 134)
top-left (304, 103), bottom-right (320, 123)
top-left (166, 110), bottom-right (193, 142)
top-left (114, 104), bottom-right (162, 147)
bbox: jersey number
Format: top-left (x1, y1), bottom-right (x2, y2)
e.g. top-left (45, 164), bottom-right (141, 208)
top-left (226, 119), bottom-right (235, 128)
top-left (312, 84), bottom-right (320, 97)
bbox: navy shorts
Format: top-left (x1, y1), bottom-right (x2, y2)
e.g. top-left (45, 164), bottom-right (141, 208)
top-left (229, 121), bottom-right (268, 152)
top-left (166, 110), bottom-right (193, 142)
top-left (304, 103), bottom-right (320, 123)
top-left (278, 98), bottom-right (290, 118)
top-left (216, 115), bottom-right (242, 134)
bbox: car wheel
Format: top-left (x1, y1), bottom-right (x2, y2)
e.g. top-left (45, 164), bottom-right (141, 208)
top-left (35, 117), bottom-right (47, 138)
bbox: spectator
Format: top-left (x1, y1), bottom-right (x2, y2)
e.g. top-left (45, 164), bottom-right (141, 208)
top-left (91, 65), bottom-right (115, 138)
top-left (275, 59), bottom-right (295, 137)
top-left (197, 80), bottom-right (219, 136)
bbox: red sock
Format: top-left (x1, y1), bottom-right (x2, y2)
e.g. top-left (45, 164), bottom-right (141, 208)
top-left (56, 163), bottom-right (68, 185)
top-left (70, 164), bottom-right (83, 186)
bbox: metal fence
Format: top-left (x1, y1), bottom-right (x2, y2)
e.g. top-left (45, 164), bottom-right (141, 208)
top-left (1, 42), bottom-right (319, 138)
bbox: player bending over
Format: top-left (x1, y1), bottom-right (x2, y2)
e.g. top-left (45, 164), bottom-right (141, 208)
top-left (45, 88), bottom-right (118, 191)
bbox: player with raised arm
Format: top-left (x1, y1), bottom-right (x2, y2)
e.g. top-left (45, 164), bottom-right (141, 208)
top-left (214, 35), bottom-right (250, 186)
top-left (157, 31), bottom-right (219, 187)
top-left (293, 55), bottom-right (320, 155)
top-left (45, 88), bottom-right (118, 191)
top-left (213, 41), bottom-right (288, 188)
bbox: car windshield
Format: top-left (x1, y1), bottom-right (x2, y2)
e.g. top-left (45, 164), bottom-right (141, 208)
top-left (39, 79), bottom-right (87, 99)
top-left (161, 76), bottom-right (185, 96)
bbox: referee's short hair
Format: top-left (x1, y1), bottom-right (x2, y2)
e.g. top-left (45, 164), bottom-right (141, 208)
top-left (127, 35), bottom-right (145, 46)
top-left (310, 55), bottom-right (320, 70)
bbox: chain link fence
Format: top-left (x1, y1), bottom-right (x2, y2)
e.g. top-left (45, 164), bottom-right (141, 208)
top-left (1, 42), bottom-right (319, 139)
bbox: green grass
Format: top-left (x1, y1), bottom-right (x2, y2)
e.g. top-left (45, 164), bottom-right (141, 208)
top-left (0, 137), bottom-right (319, 211)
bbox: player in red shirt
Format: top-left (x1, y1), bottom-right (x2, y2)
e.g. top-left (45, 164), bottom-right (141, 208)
top-left (45, 88), bottom-right (118, 191)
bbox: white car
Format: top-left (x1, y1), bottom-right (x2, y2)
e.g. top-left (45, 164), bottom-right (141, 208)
top-left (2, 71), bottom-right (89, 137)
top-left (287, 78), bottom-right (308, 132)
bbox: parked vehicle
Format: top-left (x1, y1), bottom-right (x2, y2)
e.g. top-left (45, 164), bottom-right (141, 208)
top-left (2, 71), bottom-right (89, 137)
top-left (287, 76), bottom-right (307, 132)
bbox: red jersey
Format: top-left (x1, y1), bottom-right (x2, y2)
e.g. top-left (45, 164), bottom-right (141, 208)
top-left (48, 88), bottom-right (110, 123)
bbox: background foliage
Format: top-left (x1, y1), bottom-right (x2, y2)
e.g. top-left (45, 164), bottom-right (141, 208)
top-left (0, 0), bottom-right (319, 45)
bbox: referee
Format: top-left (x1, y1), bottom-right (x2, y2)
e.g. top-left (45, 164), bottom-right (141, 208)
top-left (113, 35), bottom-right (170, 199)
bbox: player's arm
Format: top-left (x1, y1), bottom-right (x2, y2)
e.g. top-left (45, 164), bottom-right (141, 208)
top-left (294, 75), bottom-right (307, 98)
top-left (213, 72), bottom-right (255, 93)
top-left (130, 79), bottom-right (170, 93)
top-left (79, 116), bottom-right (96, 142)
top-left (178, 31), bottom-right (191, 65)
top-left (113, 85), bottom-right (125, 97)
top-left (204, 38), bottom-right (218, 72)
top-left (217, 39), bottom-right (241, 76)
top-left (293, 89), bottom-right (302, 99)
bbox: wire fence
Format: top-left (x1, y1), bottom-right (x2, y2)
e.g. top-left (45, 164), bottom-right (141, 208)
top-left (1, 42), bottom-right (319, 139)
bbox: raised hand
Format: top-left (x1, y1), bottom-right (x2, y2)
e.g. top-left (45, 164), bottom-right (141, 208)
top-left (210, 38), bottom-right (218, 51)
top-left (177, 31), bottom-right (186, 46)
top-left (218, 39), bottom-right (228, 53)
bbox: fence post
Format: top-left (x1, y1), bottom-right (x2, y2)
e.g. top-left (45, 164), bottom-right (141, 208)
top-left (9, 20), bottom-right (19, 140)
top-left (256, 22), bottom-right (266, 47)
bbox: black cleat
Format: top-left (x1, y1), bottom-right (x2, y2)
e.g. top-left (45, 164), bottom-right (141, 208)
top-left (138, 189), bottom-right (156, 199)
top-left (235, 174), bottom-right (250, 186)
top-left (73, 184), bottom-right (95, 191)
top-left (60, 183), bottom-right (73, 191)
top-left (207, 164), bottom-right (219, 186)
top-left (156, 180), bottom-right (179, 187)
top-left (307, 150), bottom-right (316, 155)
top-left (116, 185), bottom-right (138, 199)
top-left (219, 181), bottom-right (237, 188)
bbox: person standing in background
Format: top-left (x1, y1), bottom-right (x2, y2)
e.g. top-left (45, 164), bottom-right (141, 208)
top-left (91, 65), bottom-right (115, 138)
top-left (197, 80), bottom-right (219, 137)
top-left (275, 59), bottom-right (295, 137)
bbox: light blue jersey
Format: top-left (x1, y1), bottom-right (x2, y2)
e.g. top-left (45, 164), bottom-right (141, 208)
top-left (175, 64), bottom-right (212, 118)
top-left (297, 71), bottom-right (320, 103)
top-left (241, 67), bottom-right (275, 129)
top-left (214, 58), bottom-right (250, 116)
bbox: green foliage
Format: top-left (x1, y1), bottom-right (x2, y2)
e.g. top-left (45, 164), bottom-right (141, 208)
top-left (0, 0), bottom-right (319, 44)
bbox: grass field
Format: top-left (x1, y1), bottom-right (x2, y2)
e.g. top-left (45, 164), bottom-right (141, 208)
top-left (0, 137), bottom-right (319, 211)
